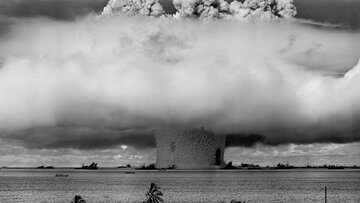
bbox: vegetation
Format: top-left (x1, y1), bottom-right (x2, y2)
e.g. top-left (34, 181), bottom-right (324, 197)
top-left (221, 199), bottom-right (246, 203)
top-left (241, 163), bottom-right (260, 168)
top-left (230, 200), bottom-right (245, 203)
top-left (276, 162), bottom-right (294, 169)
top-left (222, 161), bottom-right (237, 169)
top-left (144, 183), bottom-right (164, 203)
top-left (303, 164), bottom-right (350, 169)
top-left (222, 161), bottom-right (260, 169)
top-left (136, 163), bottom-right (157, 170)
top-left (118, 164), bottom-right (131, 168)
top-left (77, 162), bottom-right (98, 170)
top-left (325, 165), bottom-right (345, 169)
top-left (36, 165), bottom-right (54, 169)
top-left (163, 164), bottom-right (176, 170)
top-left (71, 195), bottom-right (86, 203)
top-left (222, 161), bottom-right (359, 170)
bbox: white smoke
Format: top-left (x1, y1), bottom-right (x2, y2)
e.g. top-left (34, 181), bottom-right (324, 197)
top-left (102, 0), bottom-right (165, 17)
top-left (229, 0), bottom-right (297, 20)
top-left (0, 15), bottom-right (360, 148)
top-left (172, 0), bottom-right (230, 19)
top-left (102, 0), bottom-right (297, 20)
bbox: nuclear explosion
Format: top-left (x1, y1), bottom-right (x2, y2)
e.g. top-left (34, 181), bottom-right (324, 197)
top-left (101, 0), bottom-right (298, 170)
top-left (155, 128), bottom-right (226, 169)
top-left (102, 0), bottom-right (297, 20)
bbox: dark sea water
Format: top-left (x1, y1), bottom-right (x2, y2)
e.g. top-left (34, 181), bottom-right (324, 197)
top-left (0, 169), bottom-right (359, 203)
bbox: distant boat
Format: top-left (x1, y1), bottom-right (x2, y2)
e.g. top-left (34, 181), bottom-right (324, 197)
top-left (124, 171), bottom-right (135, 174)
top-left (55, 174), bottom-right (69, 177)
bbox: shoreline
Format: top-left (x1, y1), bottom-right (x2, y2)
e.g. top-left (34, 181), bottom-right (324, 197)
top-left (1, 167), bottom-right (359, 171)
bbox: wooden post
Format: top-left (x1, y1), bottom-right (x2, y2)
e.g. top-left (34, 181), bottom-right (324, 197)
top-left (325, 186), bottom-right (327, 203)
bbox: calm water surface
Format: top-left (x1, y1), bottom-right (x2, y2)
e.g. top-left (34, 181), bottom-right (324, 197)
top-left (0, 169), bottom-right (359, 202)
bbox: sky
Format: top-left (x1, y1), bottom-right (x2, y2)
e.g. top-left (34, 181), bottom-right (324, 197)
top-left (0, 0), bottom-right (360, 167)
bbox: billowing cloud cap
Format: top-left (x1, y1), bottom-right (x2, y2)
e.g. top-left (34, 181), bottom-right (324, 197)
top-left (102, 0), bottom-right (297, 19)
top-left (102, 0), bottom-right (165, 17)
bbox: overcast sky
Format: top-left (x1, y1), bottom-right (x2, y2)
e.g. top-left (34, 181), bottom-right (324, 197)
top-left (0, 0), bottom-right (359, 167)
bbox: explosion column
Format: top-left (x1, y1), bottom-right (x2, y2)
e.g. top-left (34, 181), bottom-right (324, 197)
top-left (155, 128), bottom-right (225, 169)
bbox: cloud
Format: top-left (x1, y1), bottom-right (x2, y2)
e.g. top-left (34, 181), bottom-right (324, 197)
top-left (0, 139), bottom-right (156, 167)
top-left (3, 127), bottom-right (155, 150)
top-left (102, 0), bottom-right (165, 17)
top-left (102, 0), bottom-right (297, 19)
top-left (0, 15), bottom-right (360, 150)
top-left (226, 134), bottom-right (266, 147)
top-left (294, 0), bottom-right (360, 28)
top-left (225, 142), bottom-right (360, 166)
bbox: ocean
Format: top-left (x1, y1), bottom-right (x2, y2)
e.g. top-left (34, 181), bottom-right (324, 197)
top-left (0, 169), bottom-right (359, 202)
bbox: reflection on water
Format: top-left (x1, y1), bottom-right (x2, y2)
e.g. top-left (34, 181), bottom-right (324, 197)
top-left (0, 169), bottom-right (359, 203)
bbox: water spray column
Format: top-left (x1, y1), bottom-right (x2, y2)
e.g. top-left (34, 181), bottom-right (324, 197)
top-left (154, 128), bottom-right (226, 169)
